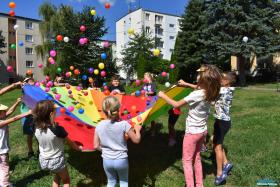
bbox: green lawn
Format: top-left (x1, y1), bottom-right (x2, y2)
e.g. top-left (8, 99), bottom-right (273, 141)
top-left (0, 85), bottom-right (280, 187)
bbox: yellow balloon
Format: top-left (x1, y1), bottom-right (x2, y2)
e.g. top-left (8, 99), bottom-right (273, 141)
top-left (98, 63), bottom-right (105, 70)
top-left (153, 49), bottom-right (160, 56)
top-left (128, 28), bottom-right (135, 35)
top-left (76, 104), bottom-right (81, 109)
top-left (90, 9), bottom-right (96, 16)
top-left (89, 77), bottom-right (93, 83)
top-left (94, 69), bottom-right (99, 75)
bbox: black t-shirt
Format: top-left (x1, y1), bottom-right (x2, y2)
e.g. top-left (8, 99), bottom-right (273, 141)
top-left (108, 85), bottom-right (125, 94)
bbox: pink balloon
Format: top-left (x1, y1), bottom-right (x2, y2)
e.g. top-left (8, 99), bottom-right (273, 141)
top-left (80, 25), bottom-right (86, 32)
top-left (7, 66), bottom-right (13, 72)
top-left (141, 90), bottom-right (145, 95)
top-left (35, 82), bottom-right (40, 87)
top-left (79, 38), bottom-right (85, 45)
top-left (135, 79), bottom-right (141, 85)
top-left (103, 41), bottom-right (110, 48)
top-left (83, 38), bottom-right (88, 44)
top-left (161, 72), bottom-right (167, 77)
top-left (50, 50), bottom-right (56, 57)
top-left (68, 106), bottom-right (74, 112)
top-left (41, 80), bottom-right (46, 84)
top-left (137, 116), bottom-right (142, 122)
top-left (46, 81), bottom-right (53, 87)
top-left (49, 59), bottom-right (55, 65)
top-left (45, 76), bottom-right (50, 81)
top-left (65, 72), bottom-right (71, 77)
top-left (101, 71), bottom-right (106, 77)
top-left (170, 64), bottom-right (175, 69)
top-left (38, 63), bottom-right (43, 68)
top-left (55, 94), bottom-right (61, 100)
top-left (45, 87), bottom-right (50, 92)
top-left (76, 86), bottom-right (81, 91)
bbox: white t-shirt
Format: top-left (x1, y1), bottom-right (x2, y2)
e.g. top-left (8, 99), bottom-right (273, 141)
top-left (214, 87), bottom-right (234, 121)
top-left (0, 121), bottom-right (9, 154)
top-left (184, 90), bottom-right (210, 134)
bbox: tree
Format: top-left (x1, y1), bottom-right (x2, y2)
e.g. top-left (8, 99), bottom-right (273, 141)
top-left (0, 31), bottom-right (6, 54)
top-left (173, 0), bottom-right (207, 82)
top-left (201, 0), bottom-right (280, 86)
top-left (36, 2), bottom-right (117, 81)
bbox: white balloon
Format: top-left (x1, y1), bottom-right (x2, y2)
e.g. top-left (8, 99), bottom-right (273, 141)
top-left (13, 25), bottom-right (19, 30)
top-left (242, 36), bottom-right (248, 43)
top-left (63, 37), bottom-right (70, 43)
top-left (165, 82), bottom-right (171, 88)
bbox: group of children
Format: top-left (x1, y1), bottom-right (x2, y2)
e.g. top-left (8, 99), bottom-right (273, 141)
top-left (0, 64), bottom-right (236, 187)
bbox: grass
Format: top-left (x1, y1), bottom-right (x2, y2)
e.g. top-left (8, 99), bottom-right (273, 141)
top-left (0, 84), bottom-right (280, 186)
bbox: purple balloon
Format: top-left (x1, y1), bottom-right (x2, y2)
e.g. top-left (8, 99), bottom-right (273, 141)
top-left (88, 68), bottom-right (94, 74)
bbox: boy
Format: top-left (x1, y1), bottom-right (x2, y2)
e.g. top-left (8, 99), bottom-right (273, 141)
top-left (108, 76), bottom-right (125, 95)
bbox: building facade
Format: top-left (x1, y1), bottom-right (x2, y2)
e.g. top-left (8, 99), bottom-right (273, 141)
top-left (0, 13), bottom-right (44, 84)
top-left (116, 8), bottom-right (181, 78)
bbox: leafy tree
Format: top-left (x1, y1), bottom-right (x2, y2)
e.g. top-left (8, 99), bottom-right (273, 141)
top-left (0, 31), bottom-right (6, 54)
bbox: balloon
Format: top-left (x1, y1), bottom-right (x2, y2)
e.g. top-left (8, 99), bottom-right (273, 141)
top-left (82, 75), bottom-right (88, 80)
top-left (141, 90), bottom-right (146, 95)
top-left (103, 82), bottom-right (107, 86)
top-left (65, 72), bottom-right (72, 77)
top-left (135, 90), bottom-right (141, 97)
top-left (68, 90), bottom-right (72, 94)
top-left (165, 82), bottom-right (171, 88)
top-left (19, 41), bottom-right (24, 46)
top-left (76, 86), bottom-right (81, 91)
top-left (153, 49), bottom-right (160, 56)
top-left (243, 36), bottom-right (248, 43)
top-left (9, 2), bottom-right (16, 9)
top-left (45, 76), bottom-right (50, 81)
top-left (57, 67), bottom-right (62, 73)
top-left (78, 108), bottom-right (84, 114)
top-left (10, 44), bottom-right (16, 49)
top-left (98, 63), bottom-right (105, 69)
top-left (56, 35), bottom-right (63, 42)
top-left (35, 82), bottom-right (40, 87)
top-left (94, 69), bottom-right (99, 75)
top-left (170, 64), bottom-right (175, 69)
top-left (74, 69), bottom-right (80, 75)
top-left (79, 38), bottom-right (85, 45)
top-left (63, 37), bottom-right (69, 43)
top-left (55, 94), bottom-right (61, 100)
top-left (103, 41), bottom-right (110, 48)
top-left (161, 72), bottom-right (167, 77)
top-left (105, 3), bottom-right (111, 9)
top-left (100, 71), bottom-right (106, 77)
top-left (13, 25), bottom-right (19, 30)
top-left (83, 38), bottom-right (88, 44)
top-left (46, 81), bottom-right (53, 87)
top-left (80, 25), bottom-right (86, 32)
top-left (83, 91), bottom-right (88, 96)
top-left (65, 84), bottom-right (71, 89)
top-left (128, 28), bottom-right (135, 35)
top-left (137, 116), bottom-right (142, 122)
top-left (9, 10), bottom-right (15, 17)
top-left (68, 106), bottom-right (74, 112)
top-left (101, 53), bottom-right (107, 60)
top-left (45, 87), bottom-right (50, 92)
top-left (89, 77), bottom-right (94, 83)
top-left (38, 64), bottom-right (43, 68)
top-left (104, 90), bottom-right (110, 96)
top-left (7, 66), bottom-right (13, 72)
top-left (26, 70), bottom-right (32, 75)
top-left (90, 9), bottom-right (96, 16)
top-left (135, 79), bottom-right (141, 85)
top-left (103, 85), bottom-right (108, 90)
top-left (50, 50), bottom-right (56, 57)
top-left (60, 108), bottom-right (66, 113)
top-left (70, 66), bottom-right (74, 71)
top-left (88, 68), bottom-right (94, 74)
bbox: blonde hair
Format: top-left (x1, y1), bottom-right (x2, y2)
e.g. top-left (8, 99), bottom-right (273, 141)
top-left (197, 65), bottom-right (222, 102)
top-left (144, 72), bottom-right (153, 81)
top-left (102, 96), bottom-right (120, 123)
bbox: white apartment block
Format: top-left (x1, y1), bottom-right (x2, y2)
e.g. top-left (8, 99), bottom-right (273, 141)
top-left (116, 8), bottom-right (181, 78)
top-left (0, 13), bottom-right (44, 84)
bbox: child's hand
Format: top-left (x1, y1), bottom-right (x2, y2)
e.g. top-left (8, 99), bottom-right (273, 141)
top-left (134, 124), bottom-right (142, 132)
top-left (17, 98), bottom-right (22, 103)
top-left (178, 79), bottom-right (186, 86)
top-left (14, 81), bottom-right (23, 87)
top-left (158, 91), bottom-right (166, 98)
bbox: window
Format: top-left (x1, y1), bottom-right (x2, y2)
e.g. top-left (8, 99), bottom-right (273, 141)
top-left (25, 21), bottom-right (33, 29)
top-left (26, 61), bottom-right (34, 68)
top-left (25, 47), bottom-right (33, 55)
top-left (25, 35), bottom-right (33, 42)
top-left (145, 13), bottom-right (150, 21)
top-left (146, 26), bottom-right (150, 34)
top-left (169, 36), bottom-right (175, 40)
top-left (155, 26), bottom-right (163, 36)
top-left (155, 15), bottom-right (163, 23)
top-left (169, 24), bottom-right (175, 28)
top-left (155, 41), bottom-right (164, 48)
top-left (9, 31), bottom-right (15, 36)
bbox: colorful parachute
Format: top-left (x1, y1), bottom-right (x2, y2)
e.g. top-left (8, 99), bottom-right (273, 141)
top-left (22, 85), bottom-right (191, 151)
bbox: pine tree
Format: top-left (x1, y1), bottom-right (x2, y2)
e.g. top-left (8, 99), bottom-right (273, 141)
top-left (0, 31), bottom-right (6, 54)
top-left (202, 0), bottom-right (280, 85)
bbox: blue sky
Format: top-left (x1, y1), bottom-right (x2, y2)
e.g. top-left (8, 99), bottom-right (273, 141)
top-left (0, 0), bottom-right (188, 41)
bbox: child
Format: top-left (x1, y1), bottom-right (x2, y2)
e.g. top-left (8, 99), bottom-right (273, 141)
top-left (158, 65), bottom-right (222, 187)
top-left (32, 100), bottom-right (82, 187)
top-left (141, 72), bottom-right (156, 96)
top-left (0, 98), bottom-right (31, 187)
top-left (0, 81), bottom-right (22, 95)
top-left (54, 74), bottom-right (66, 87)
top-left (21, 77), bottom-right (36, 158)
top-left (108, 76), bottom-right (125, 95)
top-left (213, 72), bottom-right (236, 186)
top-left (94, 96), bottom-right (141, 187)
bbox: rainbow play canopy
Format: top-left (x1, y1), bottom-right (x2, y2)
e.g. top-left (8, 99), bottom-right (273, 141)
top-left (22, 85), bottom-right (191, 151)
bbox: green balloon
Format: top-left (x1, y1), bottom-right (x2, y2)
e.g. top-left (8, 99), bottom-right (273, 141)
top-left (10, 44), bottom-right (16, 49)
top-left (57, 67), bottom-right (62, 73)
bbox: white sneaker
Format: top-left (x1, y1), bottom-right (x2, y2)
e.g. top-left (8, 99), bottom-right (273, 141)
top-left (168, 138), bottom-right (176, 147)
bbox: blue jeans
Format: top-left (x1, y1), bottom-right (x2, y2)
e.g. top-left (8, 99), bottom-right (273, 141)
top-left (103, 158), bottom-right (129, 187)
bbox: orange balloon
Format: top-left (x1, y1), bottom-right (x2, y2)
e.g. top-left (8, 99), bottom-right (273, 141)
top-left (88, 77), bottom-right (93, 83)
top-left (104, 90), bottom-right (110, 96)
top-left (9, 10), bottom-right (15, 17)
top-left (56, 35), bottom-right (63, 42)
top-left (131, 105), bottom-right (137, 111)
top-left (9, 2), bottom-right (16, 9)
top-left (70, 66), bottom-right (74, 71)
top-left (74, 69), bottom-right (80, 75)
top-left (26, 70), bottom-right (32, 75)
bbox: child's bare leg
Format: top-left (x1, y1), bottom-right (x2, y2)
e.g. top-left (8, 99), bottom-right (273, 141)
top-left (222, 148), bottom-right (228, 165)
top-left (214, 144), bottom-right (223, 176)
top-left (53, 173), bottom-right (61, 187)
top-left (55, 167), bottom-right (70, 187)
top-left (168, 123), bottom-right (175, 139)
top-left (27, 135), bottom-right (33, 153)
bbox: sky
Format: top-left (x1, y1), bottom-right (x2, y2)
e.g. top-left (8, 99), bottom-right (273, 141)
top-left (0, 0), bottom-right (188, 41)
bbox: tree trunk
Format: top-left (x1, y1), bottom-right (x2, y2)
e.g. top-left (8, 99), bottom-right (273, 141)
top-left (237, 56), bottom-right (246, 87)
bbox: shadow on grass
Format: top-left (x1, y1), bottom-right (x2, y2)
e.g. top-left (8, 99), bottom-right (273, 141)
top-left (67, 130), bottom-right (217, 187)
top-left (13, 170), bottom-right (50, 187)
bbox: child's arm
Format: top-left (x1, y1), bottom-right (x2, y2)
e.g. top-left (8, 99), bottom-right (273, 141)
top-left (66, 137), bottom-right (82, 151)
top-left (0, 110), bottom-right (32, 128)
top-left (0, 82), bottom-right (22, 95)
top-left (6, 98), bottom-right (22, 117)
top-left (178, 79), bottom-right (197, 89)
top-left (94, 131), bottom-right (101, 151)
top-left (127, 124), bottom-right (141, 144)
top-left (158, 91), bottom-right (187, 108)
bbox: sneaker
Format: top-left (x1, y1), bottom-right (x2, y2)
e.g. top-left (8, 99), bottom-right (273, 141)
top-left (223, 162), bottom-right (233, 175)
top-left (214, 173), bottom-right (227, 186)
top-left (168, 138), bottom-right (176, 147)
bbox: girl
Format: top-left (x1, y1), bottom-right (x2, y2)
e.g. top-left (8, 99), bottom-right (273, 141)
top-left (158, 65), bottom-right (222, 187)
top-left (141, 72), bottom-right (156, 96)
top-left (94, 96), bottom-right (141, 187)
top-left (33, 100), bottom-right (82, 187)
